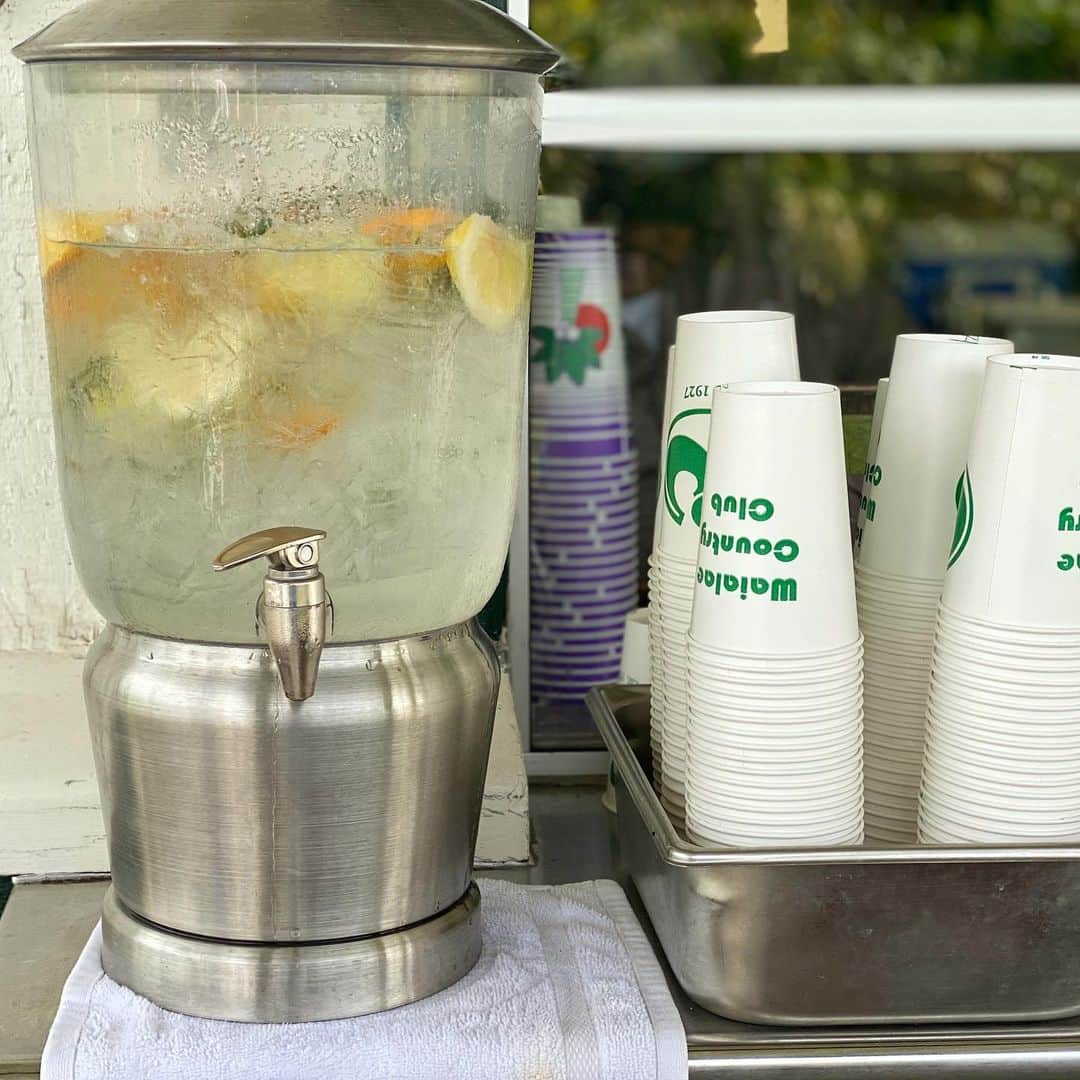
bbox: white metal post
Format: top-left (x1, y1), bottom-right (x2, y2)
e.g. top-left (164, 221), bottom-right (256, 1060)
top-left (542, 86), bottom-right (1080, 151)
top-left (506, 0), bottom-right (530, 27)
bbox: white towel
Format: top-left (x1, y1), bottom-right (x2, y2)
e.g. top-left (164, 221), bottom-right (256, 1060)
top-left (42, 878), bottom-right (687, 1080)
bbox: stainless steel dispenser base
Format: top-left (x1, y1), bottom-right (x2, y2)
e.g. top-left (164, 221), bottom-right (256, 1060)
top-left (101, 883), bottom-right (482, 1023)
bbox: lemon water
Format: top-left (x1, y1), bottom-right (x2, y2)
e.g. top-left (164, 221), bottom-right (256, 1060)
top-left (43, 221), bottom-right (526, 642)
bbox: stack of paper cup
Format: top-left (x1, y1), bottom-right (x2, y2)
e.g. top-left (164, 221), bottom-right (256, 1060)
top-left (685, 383), bottom-right (864, 848)
top-left (649, 313), bottom-right (800, 821)
top-left (920, 354), bottom-right (1080, 844)
top-left (856, 334), bottom-right (1014, 843)
top-left (528, 228), bottom-right (640, 718)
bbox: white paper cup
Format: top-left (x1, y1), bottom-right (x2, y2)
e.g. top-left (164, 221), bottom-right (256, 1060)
top-left (941, 353), bottom-right (1080, 627)
top-left (928, 692), bottom-right (1080, 734)
top-left (690, 805), bottom-right (863, 833)
top-left (692, 721), bottom-right (861, 752)
top-left (859, 608), bottom-right (939, 636)
top-left (651, 581), bottom-right (696, 611)
top-left (863, 727), bottom-right (926, 754)
top-left (929, 673), bottom-right (1080, 715)
top-left (864, 773), bottom-right (924, 807)
top-left (690, 382), bottom-right (859, 654)
top-left (924, 734), bottom-right (1080, 783)
top-left (691, 738), bottom-right (863, 772)
top-left (688, 796), bottom-right (862, 831)
top-left (857, 596), bottom-right (940, 625)
top-left (687, 667), bottom-right (861, 699)
top-left (864, 784), bottom-right (920, 809)
top-left (920, 751), bottom-right (1080, 803)
top-left (865, 801), bottom-right (919, 823)
top-left (862, 726), bottom-right (926, 754)
top-left (689, 769), bottom-right (863, 801)
top-left (922, 764), bottom-right (1080, 815)
top-left (855, 563), bottom-right (945, 595)
top-left (930, 664), bottom-right (1080, 705)
top-left (655, 312), bottom-right (800, 563)
top-left (858, 333), bottom-right (1014, 580)
top-left (691, 725), bottom-right (861, 757)
top-left (859, 632), bottom-right (936, 659)
top-left (859, 613), bottom-right (938, 643)
top-left (693, 828), bottom-right (863, 850)
top-left (924, 725), bottom-right (1080, 774)
top-left (867, 812), bottom-right (919, 833)
top-left (651, 566), bottom-right (697, 593)
top-left (688, 634), bottom-right (863, 670)
top-left (854, 376), bottom-right (890, 556)
top-left (689, 757), bottom-right (863, 790)
top-left (688, 663), bottom-right (864, 692)
top-left (861, 646), bottom-right (934, 674)
top-left (938, 602), bottom-right (1080, 643)
top-left (933, 624), bottom-right (1080, 662)
top-left (931, 641), bottom-right (1080, 688)
top-left (660, 792), bottom-right (685, 816)
top-left (691, 692), bottom-right (864, 723)
top-left (651, 547), bottom-right (698, 571)
top-left (688, 810), bottom-right (863, 847)
top-left (689, 644), bottom-right (862, 675)
top-left (871, 709), bottom-right (925, 745)
top-left (931, 645), bottom-right (1080, 683)
top-left (864, 738), bottom-right (923, 763)
top-left (688, 759), bottom-right (862, 790)
top-left (855, 583), bottom-right (941, 617)
top-left (921, 788), bottom-right (1080, 832)
top-left (866, 799), bottom-right (917, 816)
top-left (859, 693), bottom-right (929, 719)
top-left (921, 790), bottom-right (1080, 832)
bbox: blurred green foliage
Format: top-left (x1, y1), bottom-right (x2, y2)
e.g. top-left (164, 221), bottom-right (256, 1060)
top-left (844, 414), bottom-right (873, 475)
top-left (537, 0), bottom-right (1080, 87)
top-left (536, 2), bottom-right (1080, 381)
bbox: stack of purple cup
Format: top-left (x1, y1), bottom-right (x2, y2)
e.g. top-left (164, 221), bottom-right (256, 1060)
top-left (528, 227), bottom-right (640, 726)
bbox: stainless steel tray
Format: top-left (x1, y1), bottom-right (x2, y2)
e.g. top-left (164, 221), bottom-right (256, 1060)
top-left (588, 683), bottom-right (1080, 1027)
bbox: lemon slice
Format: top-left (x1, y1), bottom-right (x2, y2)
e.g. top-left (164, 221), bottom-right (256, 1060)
top-left (445, 213), bottom-right (528, 330)
top-left (249, 222), bottom-right (380, 323)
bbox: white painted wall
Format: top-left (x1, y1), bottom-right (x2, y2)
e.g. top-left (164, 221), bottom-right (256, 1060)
top-left (0, 0), bottom-right (101, 654)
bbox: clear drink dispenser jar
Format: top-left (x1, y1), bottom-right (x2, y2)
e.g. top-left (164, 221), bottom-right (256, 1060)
top-left (19, 0), bottom-right (557, 643)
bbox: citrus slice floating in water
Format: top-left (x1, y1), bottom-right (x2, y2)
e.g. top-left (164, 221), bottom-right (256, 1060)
top-left (361, 207), bottom-right (455, 283)
top-left (445, 213), bottom-right (528, 330)
top-left (38, 209), bottom-right (123, 277)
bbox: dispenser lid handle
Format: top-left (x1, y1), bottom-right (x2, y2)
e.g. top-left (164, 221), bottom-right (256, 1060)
top-left (213, 527), bottom-right (326, 572)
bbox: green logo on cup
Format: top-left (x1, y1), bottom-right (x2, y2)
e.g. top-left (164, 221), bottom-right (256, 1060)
top-left (947, 468), bottom-right (974, 569)
top-left (529, 267), bottom-right (610, 385)
top-left (664, 409), bottom-right (709, 527)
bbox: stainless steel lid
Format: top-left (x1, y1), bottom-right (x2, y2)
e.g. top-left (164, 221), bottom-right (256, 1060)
top-left (13, 0), bottom-right (560, 73)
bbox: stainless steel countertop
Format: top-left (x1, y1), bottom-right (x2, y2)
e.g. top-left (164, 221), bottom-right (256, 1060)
top-left (4, 784), bottom-right (1080, 1078)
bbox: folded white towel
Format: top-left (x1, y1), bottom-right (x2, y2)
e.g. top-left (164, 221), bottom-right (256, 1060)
top-left (42, 878), bottom-right (687, 1080)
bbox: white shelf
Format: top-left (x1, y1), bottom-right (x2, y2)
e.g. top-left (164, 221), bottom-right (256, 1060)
top-left (541, 85), bottom-right (1080, 152)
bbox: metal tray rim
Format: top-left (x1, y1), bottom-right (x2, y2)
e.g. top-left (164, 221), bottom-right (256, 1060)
top-left (588, 685), bottom-right (1080, 868)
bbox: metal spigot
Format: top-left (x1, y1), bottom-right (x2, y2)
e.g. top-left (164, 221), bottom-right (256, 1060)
top-left (213, 527), bottom-right (331, 702)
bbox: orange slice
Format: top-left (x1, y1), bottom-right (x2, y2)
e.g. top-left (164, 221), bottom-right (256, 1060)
top-left (444, 214), bottom-right (528, 330)
top-left (360, 207), bottom-right (456, 281)
top-left (257, 397), bottom-right (343, 450)
top-left (38, 209), bottom-right (124, 278)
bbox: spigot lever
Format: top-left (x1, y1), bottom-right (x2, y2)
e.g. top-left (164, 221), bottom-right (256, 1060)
top-left (213, 527), bottom-right (329, 702)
